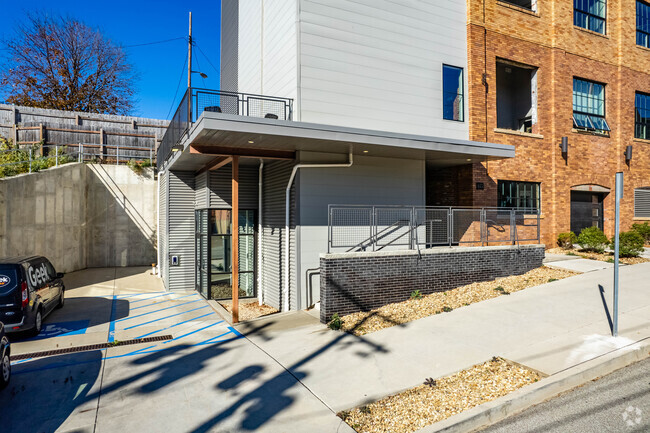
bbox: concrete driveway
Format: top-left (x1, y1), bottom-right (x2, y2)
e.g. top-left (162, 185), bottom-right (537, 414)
top-left (1, 267), bottom-right (351, 433)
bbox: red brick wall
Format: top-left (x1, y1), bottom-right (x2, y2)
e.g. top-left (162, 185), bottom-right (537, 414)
top-left (467, 0), bottom-right (650, 246)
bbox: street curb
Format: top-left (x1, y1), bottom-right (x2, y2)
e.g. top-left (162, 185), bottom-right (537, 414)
top-left (415, 338), bottom-right (650, 433)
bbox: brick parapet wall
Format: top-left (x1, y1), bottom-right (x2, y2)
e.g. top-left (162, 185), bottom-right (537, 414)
top-left (319, 244), bottom-right (545, 323)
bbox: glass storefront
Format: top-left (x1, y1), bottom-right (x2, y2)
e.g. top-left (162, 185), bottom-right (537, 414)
top-left (195, 209), bottom-right (256, 300)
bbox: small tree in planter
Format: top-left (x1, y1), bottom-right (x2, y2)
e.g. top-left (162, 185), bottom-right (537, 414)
top-left (611, 231), bottom-right (644, 257)
top-left (577, 226), bottom-right (609, 253)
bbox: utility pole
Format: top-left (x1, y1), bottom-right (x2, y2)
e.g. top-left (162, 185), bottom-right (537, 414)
top-left (613, 172), bottom-right (623, 337)
top-left (187, 11), bottom-right (192, 124)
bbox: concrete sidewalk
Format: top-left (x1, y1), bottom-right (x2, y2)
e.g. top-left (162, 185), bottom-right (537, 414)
top-left (240, 262), bottom-right (650, 413)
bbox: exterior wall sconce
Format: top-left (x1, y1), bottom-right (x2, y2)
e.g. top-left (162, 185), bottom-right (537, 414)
top-left (171, 144), bottom-right (183, 152)
top-left (559, 136), bottom-right (568, 155)
top-left (625, 145), bottom-right (633, 164)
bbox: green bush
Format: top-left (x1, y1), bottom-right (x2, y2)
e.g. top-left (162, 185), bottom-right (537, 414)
top-left (557, 232), bottom-right (577, 249)
top-left (127, 159), bottom-right (153, 176)
top-left (410, 290), bottom-right (422, 300)
top-left (577, 226), bottom-right (609, 253)
top-left (328, 313), bottom-right (342, 330)
top-left (611, 231), bottom-right (644, 257)
top-left (631, 222), bottom-right (650, 244)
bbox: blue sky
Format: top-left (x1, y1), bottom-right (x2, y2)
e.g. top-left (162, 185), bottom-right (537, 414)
top-left (1, 0), bottom-right (222, 119)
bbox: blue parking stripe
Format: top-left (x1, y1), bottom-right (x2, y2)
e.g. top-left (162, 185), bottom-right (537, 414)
top-left (122, 305), bottom-right (210, 330)
top-left (134, 314), bottom-right (220, 339)
top-left (108, 295), bottom-right (117, 343)
top-left (116, 300), bottom-right (203, 323)
top-left (126, 293), bottom-right (173, 304)
top-left (162, 321), bottom-right (224, 344)
top-left (116, 292), bottom-right (167, 299)
top-left (129, 293), bottom-right (198, 311)
top-left (195, 327), bottom-right (244, 346)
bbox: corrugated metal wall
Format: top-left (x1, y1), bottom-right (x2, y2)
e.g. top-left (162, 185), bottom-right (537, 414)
top-left (159, 171), bottom-right (169, 287)
top-left (208, 164), bottom-right (259, 209)
top-left (220, 0), bottom-right (239, 93)
top-left (168, 171), bottom-right (195, 291)
top-left (261, 160), bottom-right (294, 310)
top-left (195, 171), bottom-right (209, 209)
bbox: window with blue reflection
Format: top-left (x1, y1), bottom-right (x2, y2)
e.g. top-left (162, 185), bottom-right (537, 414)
top-left (574, 0), bottom-right (606, 34)
top-left (636, 92), bottom-right (650, 140)
top-left (573, 78), bottom-right (610, 132)
top-left (638, 1), bottom-right (650, 48)
top-left (442, 65), bottom-right (464, 122)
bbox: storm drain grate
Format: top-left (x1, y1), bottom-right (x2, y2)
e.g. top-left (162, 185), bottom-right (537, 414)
top-left (10, 335), bottom-right (173, 361)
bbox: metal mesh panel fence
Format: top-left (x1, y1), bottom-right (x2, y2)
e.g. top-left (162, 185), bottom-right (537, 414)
top-left (328, 205), bottom-right (540, 253)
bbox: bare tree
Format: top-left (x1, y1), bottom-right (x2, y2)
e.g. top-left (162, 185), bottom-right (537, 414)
top-left (1, 14), bottom-right (137, 115)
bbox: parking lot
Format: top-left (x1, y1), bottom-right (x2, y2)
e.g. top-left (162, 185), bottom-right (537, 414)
top-left (0, 266), bottom-right (349, 433)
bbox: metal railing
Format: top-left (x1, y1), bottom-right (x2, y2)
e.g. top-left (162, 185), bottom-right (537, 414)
top-left (327, 205), bottom-right (541, 253)
top-left (0, 143), bottom-right (155, 177)
top-left (157, 87), bottom-right (294, 170)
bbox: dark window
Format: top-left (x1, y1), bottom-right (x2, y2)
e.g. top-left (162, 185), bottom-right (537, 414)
top-left (636, 92), bottom-right (650, 139)
top-left (442, 65), bottom-right (464, 122)
top-left (573, 78), bottom-right (610, 133)
top-left (498, 180), bottom-right (540, 211)
top-left (501, 0), bottom-right (536, 11)
top-left (638, 0), bottom-right (650, 48)
top-left (496, 60), bottom-right (538, 132)
top-left (574, 0), bottom-right (606, 34)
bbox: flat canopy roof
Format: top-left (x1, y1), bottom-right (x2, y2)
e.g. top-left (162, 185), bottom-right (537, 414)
top-left (164, 112), bottom-right (515, 171)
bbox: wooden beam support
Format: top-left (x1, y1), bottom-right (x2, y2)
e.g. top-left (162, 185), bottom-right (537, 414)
top-left (195, 156), bottom-right (232, 175)
top-left (232, 155), bottom-right (239, 324)
top-left (190, 144), bottom-right (295, 160)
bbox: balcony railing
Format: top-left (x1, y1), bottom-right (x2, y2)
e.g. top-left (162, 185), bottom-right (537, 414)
top-left (157, 88), bottom-right (294, 170)
top-left (328, 205), bottom-right (541, 253)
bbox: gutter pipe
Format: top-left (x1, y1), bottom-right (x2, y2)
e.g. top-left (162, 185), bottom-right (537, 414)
top-left (283, 151), bottom-right (354, 311)
top-left (258, 160), bottom-right (264, 306)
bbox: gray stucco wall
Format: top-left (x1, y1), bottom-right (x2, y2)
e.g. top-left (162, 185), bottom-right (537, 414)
top-left (0, 163), bottom-right (157, 273)
top-left (296, 151), bottom-right (426, 310)
top-left (319, 244), bottom-right (545, 323)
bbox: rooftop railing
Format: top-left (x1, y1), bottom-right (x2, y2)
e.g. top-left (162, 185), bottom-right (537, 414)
top-left (327, 205), bottom-right (541, 253)
top-left (157, 88), bottom-right (294, 170)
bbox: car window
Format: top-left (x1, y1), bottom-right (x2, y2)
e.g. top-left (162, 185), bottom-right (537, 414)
top-left (44, 260), bottom-right (56, 279)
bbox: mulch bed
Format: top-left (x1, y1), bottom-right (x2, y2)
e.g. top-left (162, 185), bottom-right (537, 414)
top-left (337, 266), bottom-right (578, 336)
top-left (338, 357), bottom-right (540, 433)
top-left (219, 301), bottom-right (278, 321)
top-left (546, 247), bottom-right (650, 265)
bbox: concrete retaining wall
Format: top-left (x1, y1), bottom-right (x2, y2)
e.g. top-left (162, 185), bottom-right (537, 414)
top-left (0, 163), bottom-right (156, 273)
top-left (319, 244), bottom-right (545, 323)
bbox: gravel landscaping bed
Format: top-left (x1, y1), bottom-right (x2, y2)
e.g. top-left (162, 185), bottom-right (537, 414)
top-left (546, 247), bottom-right (650, 265)
top-left (339, 357), bottom-right (540, 433)
top-left (337, 266), bottom-right (578, 335)
top-left (219, 301), bottom-right (278, 321)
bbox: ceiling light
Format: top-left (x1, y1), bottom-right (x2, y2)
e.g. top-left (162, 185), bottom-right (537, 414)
top-left (466, 158), bottom-right (472, 162)
top-left (171, 144), bottom-right (183, 152)
top-left (248, 140), bottom-right (254, 144)
top-left (363, 150), bottom-right (369, 153)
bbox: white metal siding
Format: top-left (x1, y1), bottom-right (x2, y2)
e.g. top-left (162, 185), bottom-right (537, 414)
top-left (298, 0), bottom-right (469, 138)
top-left (159, 171), bottom-right (169, 288)
top-left (635, 188), bottom-right (650, 218)
top-left (168, 171), bottom-right (195, 291)
top-left (262, 0), bottom-right (298, 102)
top-left (195, 171), bottom-right (209, 209)
top-left (261, 160), bottom-right (294, 310)
top-left (208, 165), bottom-right (259, 209)
top-left (221, 0), bottom-right (239, 93)
top-left (238, 0), bottom-right (263, 94)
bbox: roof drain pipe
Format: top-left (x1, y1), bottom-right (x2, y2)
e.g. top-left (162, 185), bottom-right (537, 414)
top-left (283, 150), bottom-right (354, 312)
top-left (257, 159), bottom-right (264, 306)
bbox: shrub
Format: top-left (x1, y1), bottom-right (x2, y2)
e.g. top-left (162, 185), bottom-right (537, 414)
top-left (611, 231), bottom-right (644, 257)
top-left (577, 226), bottom-right (609, 253)
top-left (631, 222), bottom-right (650, 244)
top-left (557, 232), bottom-right (577, 249)
top-left (328, 313), bottom-right (342, 330)
top-left (410, 290), bottom-right (422, 300)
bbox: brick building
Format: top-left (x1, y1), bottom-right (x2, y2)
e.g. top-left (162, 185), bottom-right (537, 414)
top-left (461, 0), bottom-right (650, 245)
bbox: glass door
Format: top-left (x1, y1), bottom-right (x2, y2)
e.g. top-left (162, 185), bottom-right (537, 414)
top-left (195, 210), bottom-right (209, 298)
top-left (207, 209), bottom-right (256, 300)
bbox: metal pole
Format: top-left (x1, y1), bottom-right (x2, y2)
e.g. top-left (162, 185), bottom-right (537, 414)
top-left (116, 143), bottom-right (119, 165)
top-left (613, 172), bottom-right (623, 337)
top-left (55, 145), bottom-right (59, 167)
top-left (78, 143), bottom-right (82, 163)
top-left (29, 148), bottom-right (32, 173)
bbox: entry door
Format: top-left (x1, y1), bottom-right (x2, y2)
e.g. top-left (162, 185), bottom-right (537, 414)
top-left (570, 191), bottom-right (604, 235)
top-left (195, 210), bottom-right (209, 298)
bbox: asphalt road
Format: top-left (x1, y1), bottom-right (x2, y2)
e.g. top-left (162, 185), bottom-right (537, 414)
top-left (480, 357), bottom-right (650, 433)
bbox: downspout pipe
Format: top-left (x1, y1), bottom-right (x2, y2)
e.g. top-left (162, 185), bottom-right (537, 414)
top-left (283, 151), bottom-right (354, 312)
top-left (257, 160), bottom-right (264, 306)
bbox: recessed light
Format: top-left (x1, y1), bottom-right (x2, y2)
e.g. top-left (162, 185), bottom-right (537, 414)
top-left (466, 158), bottom-right (472, 162)
top-left (363, 150), bottom-right (369, 153)
top-left (248, 140), bottom-right (254, 144)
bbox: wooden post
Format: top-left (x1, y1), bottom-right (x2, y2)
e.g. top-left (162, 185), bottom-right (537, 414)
top-left (232, 156), bottom-right (239, 323)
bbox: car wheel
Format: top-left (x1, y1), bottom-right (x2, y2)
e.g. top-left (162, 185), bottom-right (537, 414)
top-left (56, 288), bottom-right (65, 309)
top-left (30, 308), bottom-right (43, 337)
top-left (0, 350), bottom-right (10, 389)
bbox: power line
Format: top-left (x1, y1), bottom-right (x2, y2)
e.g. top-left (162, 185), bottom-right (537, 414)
top-left (194, 42), bottom-right (220, 75)
top-left (165, 54), bottom-right (188, 120)
top-left (124, 37), bottom-right (186, 48)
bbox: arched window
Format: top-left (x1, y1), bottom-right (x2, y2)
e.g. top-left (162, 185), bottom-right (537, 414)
top-left (634, 187), bottom-right (650, 218)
